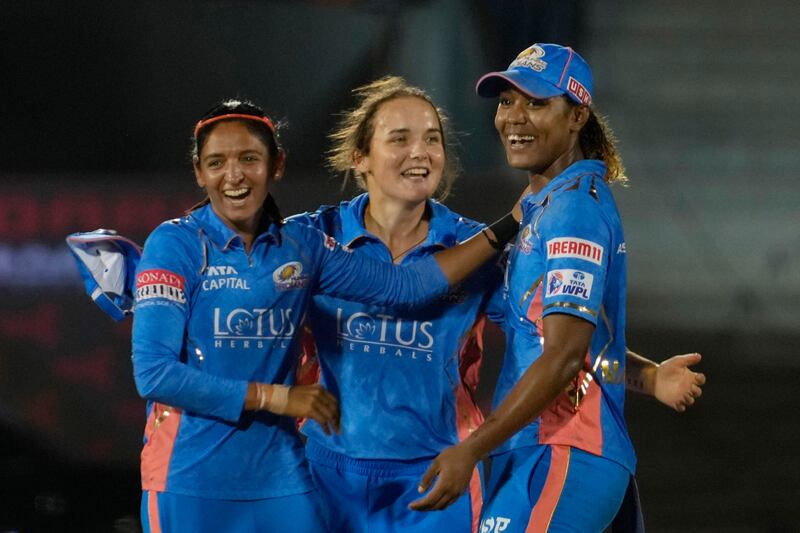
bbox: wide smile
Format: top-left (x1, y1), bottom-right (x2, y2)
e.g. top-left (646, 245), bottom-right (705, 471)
top-left (222, 187), bottom-right (252, 204)
top-left (400, 167), bottom-right (430, 181)
top-left (506, 133), bottom-right (537, 150)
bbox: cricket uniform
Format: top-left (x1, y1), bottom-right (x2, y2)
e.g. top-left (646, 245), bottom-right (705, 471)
top-left (290, 194), bottom-right (504, 532)
top-left (132, 200), bottom-right (450, 532)
top-left (479, 160), bottom-right (635, 533)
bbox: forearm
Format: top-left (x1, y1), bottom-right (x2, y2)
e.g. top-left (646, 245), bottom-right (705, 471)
top-left (459, 347), bottom-right (584, 460)
top-left (625, 348), bottom-right (658, 396)
top-left (133, 352), bottom-right (248, 421)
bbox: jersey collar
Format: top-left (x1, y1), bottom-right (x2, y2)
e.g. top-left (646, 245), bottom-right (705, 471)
top-left (190, 202), bottom-right (282, 251)
top-left (339, 193), bottom-right (460, 250)
top-left (522, 159), bottom-right (607, 210)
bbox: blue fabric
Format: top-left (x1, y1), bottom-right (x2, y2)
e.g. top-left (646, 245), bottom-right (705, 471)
top-left (65, 230), bottom-right (142, 321)
top-left (141, 489), bottom-right (328, 533)
top-left (481, 445), bottom-right (629, 533)
top-left (306, 440), bottom-right (480, 533)
top-left (132, 203), bottom-right (451, 500)
top-left (491, 160), bottom-right (636, 475)
top-left (290, 194), bottom-right (505, 459)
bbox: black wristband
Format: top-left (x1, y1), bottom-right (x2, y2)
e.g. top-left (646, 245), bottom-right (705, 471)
top-left (484, 212), bottom-right (520, 250)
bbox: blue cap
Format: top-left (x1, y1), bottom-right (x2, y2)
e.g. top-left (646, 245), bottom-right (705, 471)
top-left (476, 43), bottom-right (593, 105)
top-left (66, 229), bottom-right (142, 321)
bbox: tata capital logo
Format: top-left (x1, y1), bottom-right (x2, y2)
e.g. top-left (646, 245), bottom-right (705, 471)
top-left (335, 308), bottom-right (435, 362)
top-left (213, 307), bottom-right (295, 349)
top-left (273, 261), bottom-right (309, 290)
top-left (202, 265), bottom-right (251, 291)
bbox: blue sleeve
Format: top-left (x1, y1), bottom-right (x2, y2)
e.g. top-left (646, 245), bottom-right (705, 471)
top-left (131, 222), bottom-right (248, 422)
top-left (538, 192), bottom-right (611, 326)
top-left (290, 222), bottom-right (450, 308)
top-left (483, 259), bottom-right (507, 328)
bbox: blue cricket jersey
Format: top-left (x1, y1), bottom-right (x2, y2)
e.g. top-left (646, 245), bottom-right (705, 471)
top-left (494, 160), bottom-right (636, 474)
top-left (290, 194), bottom-right (505, 459)
top-left (131, 202), bottom-right (450, 499)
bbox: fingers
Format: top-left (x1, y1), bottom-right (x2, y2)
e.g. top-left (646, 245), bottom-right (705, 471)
top-left (683, 352), bottom-right (702, 365)
top-left (409, 478), bottom-right (462, 511)
top-left (286, 385), bottom-right (341, 433)
top-left (417, 462), bottom-right (439, 494)
top-left (694, 371), bottom-right (707, 386)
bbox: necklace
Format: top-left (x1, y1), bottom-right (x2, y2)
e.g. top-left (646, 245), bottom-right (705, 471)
top-left (364, 207), bottom-right (429, 263)
top-left (391, 234), bottom-right (428, 263)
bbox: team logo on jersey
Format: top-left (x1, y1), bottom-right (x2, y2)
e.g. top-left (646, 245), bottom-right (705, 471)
top-left (567, 76), bottom-right (592, 104)
top-left (546, 237), bottom-right (603, 265)
top-left (546, 269), bottom-right (593, 300)
top-left (480, 516), bottom-right (511, 533)
top-left (136, 269), bottom-right (186, 304)
top-left (510, 44), bottom-right (547, 72)
top-left (201, 265), bottom-right (251, 291)
top-left (213, 307), bottom-right (295, 349)
top-left (617, 242), bottom-right (626, 254)
top-left (335, 308), bottom-right (435, 362)
top-left (517, 224), bottom-right (534, 255)
top-left (272, 261), bottom-right (309, 290)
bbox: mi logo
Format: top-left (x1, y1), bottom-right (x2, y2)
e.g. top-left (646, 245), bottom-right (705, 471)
top-left (480, 517), bottom-right (511, 532)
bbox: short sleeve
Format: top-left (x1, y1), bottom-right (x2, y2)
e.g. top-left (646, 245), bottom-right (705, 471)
top-left (538, 192), bottom-right (611, 325)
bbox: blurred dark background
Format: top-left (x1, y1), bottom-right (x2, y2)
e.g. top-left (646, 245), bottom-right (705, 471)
top-left (1, 1), bottom-right (798, 531)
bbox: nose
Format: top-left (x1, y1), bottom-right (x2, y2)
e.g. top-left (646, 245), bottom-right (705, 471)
top-left (225, 160), bottom-right (244, 183)
top-left (504, 101), bottom-right (527, 124)
top-left (409, 138), bottom-right (429, 160)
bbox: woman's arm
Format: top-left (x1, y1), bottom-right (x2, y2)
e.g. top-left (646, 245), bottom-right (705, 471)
top-left (409, 313), bottom-right (593, 511)
top-left (626, 350), bottom-right (705, 412)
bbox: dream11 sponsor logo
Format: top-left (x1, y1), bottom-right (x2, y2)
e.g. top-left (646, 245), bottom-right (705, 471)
top-left (213, 307), bottom-right (295, 349)
top-left (335, 308), bottom-right (435, 362)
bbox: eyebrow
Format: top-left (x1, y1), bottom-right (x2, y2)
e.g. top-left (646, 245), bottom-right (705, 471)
top-left (387, 127), bottom-right (442, 135)
top-left (202, 149), bottom-right (263, 162)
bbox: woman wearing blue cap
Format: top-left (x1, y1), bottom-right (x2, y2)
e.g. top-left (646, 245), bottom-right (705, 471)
top-left (409, 44), bottom-right (705, 532)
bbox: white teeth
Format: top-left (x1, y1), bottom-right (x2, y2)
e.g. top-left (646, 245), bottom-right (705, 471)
top-left (402, 168), bottom-right (429, 176)
top-left (508, 134), bottom-right (536, 142)
top-left (223, 188), bottom-right (250, 198)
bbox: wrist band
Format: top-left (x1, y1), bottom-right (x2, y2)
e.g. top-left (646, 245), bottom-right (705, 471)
top-left (484, 213), bottom-right (520, 250)
top-left (269, 384), bottom-right (290, 415)
top-left (255, 383), bottom-right (273, 411)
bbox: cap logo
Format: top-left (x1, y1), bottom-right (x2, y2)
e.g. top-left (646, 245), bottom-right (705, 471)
top-left (567, 76), bottom-right (592, 104)
top-left (510, 45), bottom-right (547, 72)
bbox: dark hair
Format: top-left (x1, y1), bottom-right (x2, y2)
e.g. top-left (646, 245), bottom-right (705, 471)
top-left (191, 99), bottom-right (283, 173)
top-left (189, 99), bottom-right (284, 219)
top-left (566, 98), bottom-right (628, 184)
top-left (327, 76), bottom-right (460, 201)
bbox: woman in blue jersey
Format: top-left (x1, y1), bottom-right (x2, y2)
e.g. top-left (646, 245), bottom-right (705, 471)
top-left (289, 77), bottom-right (703, 533)
top-left (289, 76), bottom-right (503, 533)
top-left (132, 99), bottom-right (518, 533)
top-left (409, 44), bottom-right (706, 532)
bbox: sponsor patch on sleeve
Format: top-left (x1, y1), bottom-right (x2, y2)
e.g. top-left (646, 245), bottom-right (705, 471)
top-left (136, 269), bottom-right (186, 304)
top-left (546, 237), bottom-right (604, 265)
top-left (545, 269), bottom-right (593, 300)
